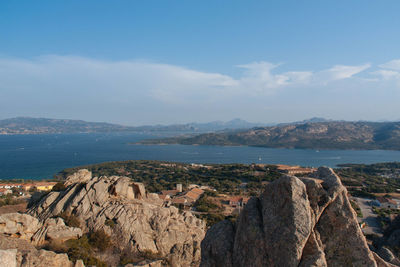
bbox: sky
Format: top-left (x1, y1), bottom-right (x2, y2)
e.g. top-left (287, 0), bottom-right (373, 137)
top-left (1, 1), bottom-right (400, 125)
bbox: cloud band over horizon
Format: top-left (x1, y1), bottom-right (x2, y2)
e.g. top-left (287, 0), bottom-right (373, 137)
top-left (1, 55), bottom-right (399, 125)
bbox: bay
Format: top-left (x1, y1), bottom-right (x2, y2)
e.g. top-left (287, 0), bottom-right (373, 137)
top-left (1, 132), bottom-right (400, 179)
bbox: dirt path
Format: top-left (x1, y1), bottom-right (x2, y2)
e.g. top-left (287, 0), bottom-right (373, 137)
top-left (354, 197), bottom-right (382, 236)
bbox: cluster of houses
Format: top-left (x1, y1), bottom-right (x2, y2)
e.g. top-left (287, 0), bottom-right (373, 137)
top-left (275, 164), bottom-right (317, 175)
top-left (221, 195), bottom-right (250, 208)
top-left (158, 184), bottom-right (206, 207)
top-left (0, 182), bottom-right (58, 196)
top-left (158, 183), bottom-right (252, 215)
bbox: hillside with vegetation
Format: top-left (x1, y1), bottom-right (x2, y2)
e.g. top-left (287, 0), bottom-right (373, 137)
top-left (56, 160), bottom-right (282, 195)
top-left (56, 160), bottom-right (400, 197)
top-left (336, 162), bottom-right (400, 197)
top-left (140, 121), bottom-right (400, 150)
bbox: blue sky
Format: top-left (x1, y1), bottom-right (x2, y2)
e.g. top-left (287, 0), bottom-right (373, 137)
top-left (1, 1), bottom-right (400, 125)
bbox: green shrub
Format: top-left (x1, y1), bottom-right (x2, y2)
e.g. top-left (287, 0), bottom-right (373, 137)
top-left (105, 218), bottom-right (116, 228)
top-left (88, 229), bottom-right (112, 251)
top-left (199, 213), bottom-right (226, 227)
top-left (140, 249), bottom-right (162, 260)
top-left (0, 195), bottom-right (25, 207)
top-left (194, 196), bottom-right (219, 212)
top-left (59, 211), bottom-right (81, 228)
top-left (65, 236), bottom-right (106, 267)
top-left (52, 182), bottom-right (66, 192)
top-left (350, 200), bottom-right (363, 218)
top-left (119, 250), bottom-right (162, 265)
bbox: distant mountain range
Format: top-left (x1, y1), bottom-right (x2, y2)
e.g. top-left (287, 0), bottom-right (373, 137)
top-left (140, 121), bottom-right (400, 150)
top-left (0, 117), bottom-right (133, 134)
top-left (0, 117), bottom-right (267, 135)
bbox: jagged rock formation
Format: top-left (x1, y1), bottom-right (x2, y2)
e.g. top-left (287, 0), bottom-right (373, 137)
top-left (28, 170), bottom-right (206, 266)
top-left (0, 213), bottom-right (82, 246)
top-left (201, 167), bottom-right (394, 267)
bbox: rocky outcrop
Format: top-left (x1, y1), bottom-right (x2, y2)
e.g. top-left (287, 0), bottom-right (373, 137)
top-left (201, 167), bottom-right (389, 267)
top-left (0, 213), bottom-right (82, 246)
top-left (0, 213), bottom-right (40, 240)
top-left (0, 234), bottom-right (84, 267)
top-left (64, 169), bottom-right (93, 186)
top-left (28, 170), bottom-right (206, 266)
top-left (31, 217), bottom-right (82, 245)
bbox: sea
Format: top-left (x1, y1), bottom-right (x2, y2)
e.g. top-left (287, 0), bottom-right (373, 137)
top-left (1, 132), bottom-right (400, 180)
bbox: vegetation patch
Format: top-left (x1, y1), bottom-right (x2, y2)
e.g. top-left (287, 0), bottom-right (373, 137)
top-left (56, 160), bottom-right (282, 194)
top-left (51, 182), bottom-right (66, 192)
top-left (119, 249), bottom-right (164, 265)
top-left (0, 195), bottom-right (25, 207)
top-left (59, 211), bottom-right (81, 228)
top-left (45, 235), bottom-right (107, 267)
top-left (350, 200), bottom-right (363, 217)
top-left (88, 229), bottom-right (112, 251)
top-left (105, 218), bottom-right (116, 228)
top-left (337, 162), bottom-right (400, 195)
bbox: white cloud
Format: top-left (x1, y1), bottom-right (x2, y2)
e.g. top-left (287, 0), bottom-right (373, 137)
top-left (379, 59), bottom-right (400, 71)
top-left (316, 64), bottom-right (371, 82)
top-left (372, 69), bottom-right (400, 80)
top-left (371, 59), bottom-right (400, 86)
top-left (235, 62), bottom-right (313, 93)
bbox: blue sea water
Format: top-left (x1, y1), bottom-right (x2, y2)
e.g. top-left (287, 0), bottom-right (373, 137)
top-left (1, 132), bottom-right (400, 179)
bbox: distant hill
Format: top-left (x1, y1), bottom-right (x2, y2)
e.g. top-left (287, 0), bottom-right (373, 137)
top-left (0, 117), bottom-right (266, 135)
top-left (279, 117), bottom-right (332, 125)
top-left (140, 121), bottom-right (400, 150)
top-left (0, 117), bottom-right (134, 134)
top-left (169, 118), bottom-right (269, 132)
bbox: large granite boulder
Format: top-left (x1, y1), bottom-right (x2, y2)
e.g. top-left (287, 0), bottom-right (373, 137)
top-left (64, 169), bottom-right (92, 186)
top-left (28, 171), bottom-right (206, 266)
top-left (201, 167), bottom-right (391, 267)
top-left (0, 213), bottom-right (40, 240)
top-left (31, 217), bottom-right (82, 245)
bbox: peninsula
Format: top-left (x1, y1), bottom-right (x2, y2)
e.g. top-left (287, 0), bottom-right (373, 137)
top-left (139, 121), bottom-right (400, 150)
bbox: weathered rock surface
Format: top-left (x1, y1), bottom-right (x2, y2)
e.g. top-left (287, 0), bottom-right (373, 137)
top-left (201, 167), bottom-right (388, 267)
top-left (64, 169), bottom-right (92, 186)
top-left (28, 170), bottom-right (206, 266)
top-left (126, 259), bottom-right (164, 267)
top-left (377, 247), bottom-right (399, 265)
top-left (31, 217), bottom-right (82, 245)
top-left (373, 213), bottom-right (400, 266)
top-left (0, 234), bottom-right (83, 267)
top-left (0, 213), bottom-right (40, 240)
top-left (0, 213), bottom-right (82, 246)
top-left (0, 249), bottom-right (17, 267)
